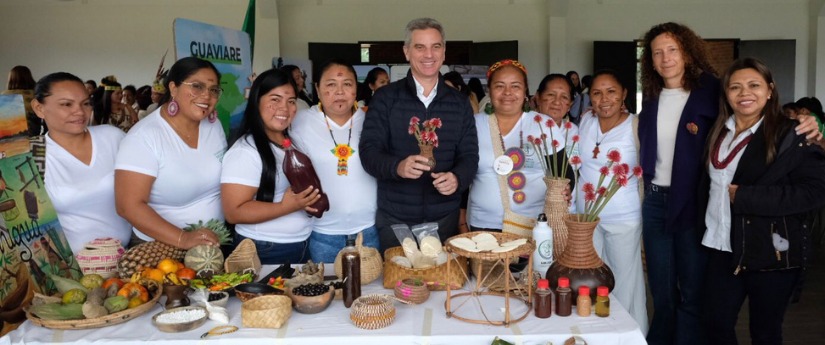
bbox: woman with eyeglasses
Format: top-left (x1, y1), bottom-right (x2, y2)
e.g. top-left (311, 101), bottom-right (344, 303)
top-left (114, 57), bottom-right (226, 249)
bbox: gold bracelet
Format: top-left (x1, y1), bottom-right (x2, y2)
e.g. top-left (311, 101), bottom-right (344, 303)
top-left (176, 231), bottom-right (184, 248)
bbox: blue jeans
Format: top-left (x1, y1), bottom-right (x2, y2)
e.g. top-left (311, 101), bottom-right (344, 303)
top-left (642, 185), bottom-right (708, 345)
top-left (308, 226), bottom-right (379, 263)
top-left (233, 233), bottom-right (308, 265)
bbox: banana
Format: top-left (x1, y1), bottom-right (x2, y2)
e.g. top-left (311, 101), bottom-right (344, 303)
top-left (130, 272), bottom-right (142, 284)
top-left (164, 272), bottom-right (183, 286)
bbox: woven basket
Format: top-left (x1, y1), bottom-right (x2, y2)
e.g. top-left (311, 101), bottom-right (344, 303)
top-left (445, 232), bottom-right (536, 292)
top-left (241, 295), bottom-right (292, 329)
top-left (350, 294), bottom-right (396, 330)
top-left (75, 238), bottom-right (126, 279)
top-left (382, 246), bottom-right (468, 290)
top-left (393, 278), bottom-right (430, 304)
top-left (25, 284), bottom-right (163, 330)
top-left (544, 177), bottom-right (570, 261)
top-left (333, 232), bottom-right (382, 285)
top-left (224, 238), bottom-right (262, 275)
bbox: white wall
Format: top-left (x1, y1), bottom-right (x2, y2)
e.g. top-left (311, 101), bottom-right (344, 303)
top-left (1, 0), bottom-right (820, 99)
top-left (0, 0), bottom-right (278, 88)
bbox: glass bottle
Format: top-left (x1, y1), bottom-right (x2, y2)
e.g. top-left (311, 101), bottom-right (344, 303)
top-left (576, 286), bottom-right (591, 316)
top-left (342, 237), bottom-right (361, 308)
top-left (534, 278), bottom-right (552, 318)
top-left (555, 277), bottom-right (572, 316)
top-left (282, 138), bottom-right (330, 217)
top-left (595, 286), bottom-right (610, 317)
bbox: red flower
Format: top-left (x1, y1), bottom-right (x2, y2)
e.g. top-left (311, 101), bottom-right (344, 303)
top-left (632, 166), bottom-right (643, 178)
top-left (552, 140), bottom-right (560, 148)
top-left (621, 163), bottom-right (630, 175)
top-left (408, 125), bottom-right (416, 135)
top-left (606, 150), bottom-right (621, 162)
top-left (533, 138), bottom-right (542, 145)
top-left (545, 119), bottom-right (556, 128)
top-left (421, 131), bottom-right (432, 142)
top-left (410, 116), bottom-right (420, 126)
top-left (597, 187), bottom-right (608, 196)
top-left (429, 118), bottom-right (443, 128)
top-left (533, 115), bottom-right (542, 123)
top-left (584, 191), bottom-right (597, 202)
top-left (422, 119), bottom-right (430, 128)
top-left (527, 135), bottom-right (535, 142)
top-left (572, 135), bottom-right (580, 143)
top-left (564, 121), bottom-right (573, 129)
top-left (617, 175), bottom-right (629, 187)
top-left (612, 164), bottom-right (626, 177)
top-left (599, 166), bottom-right (610, 176)
top-left (569, 155), bottom-right (582, 166)
top-left (433, 138), bottom-right (439, 148)
top-left (540, 133), bottom-right (547, 140)
top-left (583, 182), bottom-right (595, 194)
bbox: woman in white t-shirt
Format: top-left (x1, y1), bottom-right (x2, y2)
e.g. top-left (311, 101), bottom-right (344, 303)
top-left (221, 68), bottom-right (321, 265)
top-left (30, 72), bottom-right (132, 254)
top-left (115, 57), bottom-right (225, 250)
top-left (291, 59), bottom-right (378, 263)
top-left (576, 70), bottom-right (647, 332)
top-left (469, 60), bottom-right (571, 233)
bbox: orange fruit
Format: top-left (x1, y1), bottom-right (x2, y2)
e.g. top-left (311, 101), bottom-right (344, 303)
top-left (128, 296), bottom-right (144, 309)
top-left (176, 267), bottom-right (196, 280)
top-left (142, 268), bottom-right (165, 283)
top-left (157, 258), bottom-right (180, 274)
top-left (176, 261), bottom-right (185, 270)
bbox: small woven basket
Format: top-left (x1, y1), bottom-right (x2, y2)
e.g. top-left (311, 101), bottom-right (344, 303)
top-left (224, 238), bottom-right (262, 275)
top-left (382, 246), bottom-right (468, 290)
top-left (75, 238), bottom-right (126, 278)
top-left (393, 278), bottom-right (430, 304)
top-left (334, 232), bottom-right (382, 285)
top-left (350, 294), bottom-right (396, 330)
top-left (241, 295), bottom-right (292, 329)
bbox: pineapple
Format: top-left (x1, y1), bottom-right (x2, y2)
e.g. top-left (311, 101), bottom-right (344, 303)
top-left (183, 219), bottom-right (232, 274)
top-left (117, 242), bottom-right (186, 278)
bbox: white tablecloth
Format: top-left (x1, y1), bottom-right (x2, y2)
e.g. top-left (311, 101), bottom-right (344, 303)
top-left (3, 265), bottom-right (646, 345)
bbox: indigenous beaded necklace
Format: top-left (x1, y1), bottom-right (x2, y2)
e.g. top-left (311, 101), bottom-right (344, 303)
top-left (323, 112), bottom-right (355, 176)
top-left (710, 128), bottom-right (753, 170)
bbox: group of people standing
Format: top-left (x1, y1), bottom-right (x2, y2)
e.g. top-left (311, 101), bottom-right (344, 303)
top-left (23, 16), bottom-right (825, 345)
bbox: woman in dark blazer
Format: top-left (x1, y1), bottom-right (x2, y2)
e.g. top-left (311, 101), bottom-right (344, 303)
top-left (701, 58), bottom-right (825, 345)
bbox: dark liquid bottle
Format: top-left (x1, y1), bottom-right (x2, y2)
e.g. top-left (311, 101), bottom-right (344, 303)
top-left (555, 276), bottom-right (572, 316)
top-left (282, 138), bottom-right (330, 218)
top-left (534, 278), bottom-right (552, 318)
top-left (342, 238), bottom-right (361, 308)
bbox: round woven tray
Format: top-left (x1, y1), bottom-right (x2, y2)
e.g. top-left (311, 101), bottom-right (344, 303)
top-left (24, 284), bottom-right (163, 330)
top-left (445, 232), bottom-right (535, 260)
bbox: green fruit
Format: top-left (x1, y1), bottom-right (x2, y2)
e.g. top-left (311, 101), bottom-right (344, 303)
top-left (62, 289), bottom-right (87, 304)
top-left (103, 296), bottom-right (128, 313)
top-left (80, 274), bottom-right (105, 289)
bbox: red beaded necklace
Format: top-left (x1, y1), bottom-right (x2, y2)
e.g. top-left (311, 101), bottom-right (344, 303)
top-left (710, 128), bottom-right (753, 170)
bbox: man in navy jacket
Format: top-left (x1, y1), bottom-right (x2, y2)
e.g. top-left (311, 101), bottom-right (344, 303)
top-left (360, 18), bottom-right (478, 251)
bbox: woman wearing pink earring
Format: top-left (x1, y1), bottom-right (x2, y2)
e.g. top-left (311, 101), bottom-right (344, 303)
top-left (114, 57), bottom-right (227, 250)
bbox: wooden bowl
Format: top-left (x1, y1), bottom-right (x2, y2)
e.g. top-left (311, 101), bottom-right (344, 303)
top-left (234, 283), bottom-right (282, 303)
top-left (151, 306), bottom-right (207, 332)
top-left (286, 285), bottom-right (334, 314)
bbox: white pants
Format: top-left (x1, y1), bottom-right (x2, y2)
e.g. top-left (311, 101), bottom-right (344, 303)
top-left (592, 218), bottom-right (649, 335)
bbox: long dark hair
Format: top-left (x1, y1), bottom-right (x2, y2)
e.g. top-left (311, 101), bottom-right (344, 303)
top-left (467, 77), bottom-right (485, 101)
top-left (443, 71), bottom-right (470, 97)
top-left (709, 57), bottom-right (782, 164)
top-left (161, 57), bottom-right (221, 105)
top-left (93, 79), bottom-right (121, 126)
top-left (7, 65), bottom-right (36, 90)
top-left (280, 64), bottom-right (313, 105)
top-left (640, 22), bottom-right (716, 99)
top-left (565, 71), bottom-right (582, 95)
top-left (358, 67), bottom-right (387, 106)
top-left (236, 68), bottom-right (297, 202)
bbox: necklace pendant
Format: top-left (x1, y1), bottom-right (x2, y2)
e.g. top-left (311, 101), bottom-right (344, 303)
top-left (592, 144), bottom-right (600, 159)
top-left (331, 144), bottom-right (355, 176)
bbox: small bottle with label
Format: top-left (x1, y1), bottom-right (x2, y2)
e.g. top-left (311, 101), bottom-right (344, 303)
top-left (595, 286), bottom-right (610, 317)
top-left (576, 286), bottom-right (591, 316)
top-left (555, 277), bottom-right (572, 316)
top-left (534, 278), bottom-right (552, 318)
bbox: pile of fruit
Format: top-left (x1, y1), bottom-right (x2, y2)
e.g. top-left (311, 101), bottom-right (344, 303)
top-left (28, 257), bottom-right (196, 321)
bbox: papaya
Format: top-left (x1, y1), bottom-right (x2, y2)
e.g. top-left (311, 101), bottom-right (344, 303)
top-left (50, 275), bottom-right (87, 294)
top-left (28, 303), bottom-right (84, 320)
top-left (103, 296), bottom-right (128, 313)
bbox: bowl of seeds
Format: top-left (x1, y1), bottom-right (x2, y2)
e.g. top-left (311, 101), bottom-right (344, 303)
top-left (286, 283), bottom-right (335, 314)
top-left (152, 306), bottom-right (208, 332)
